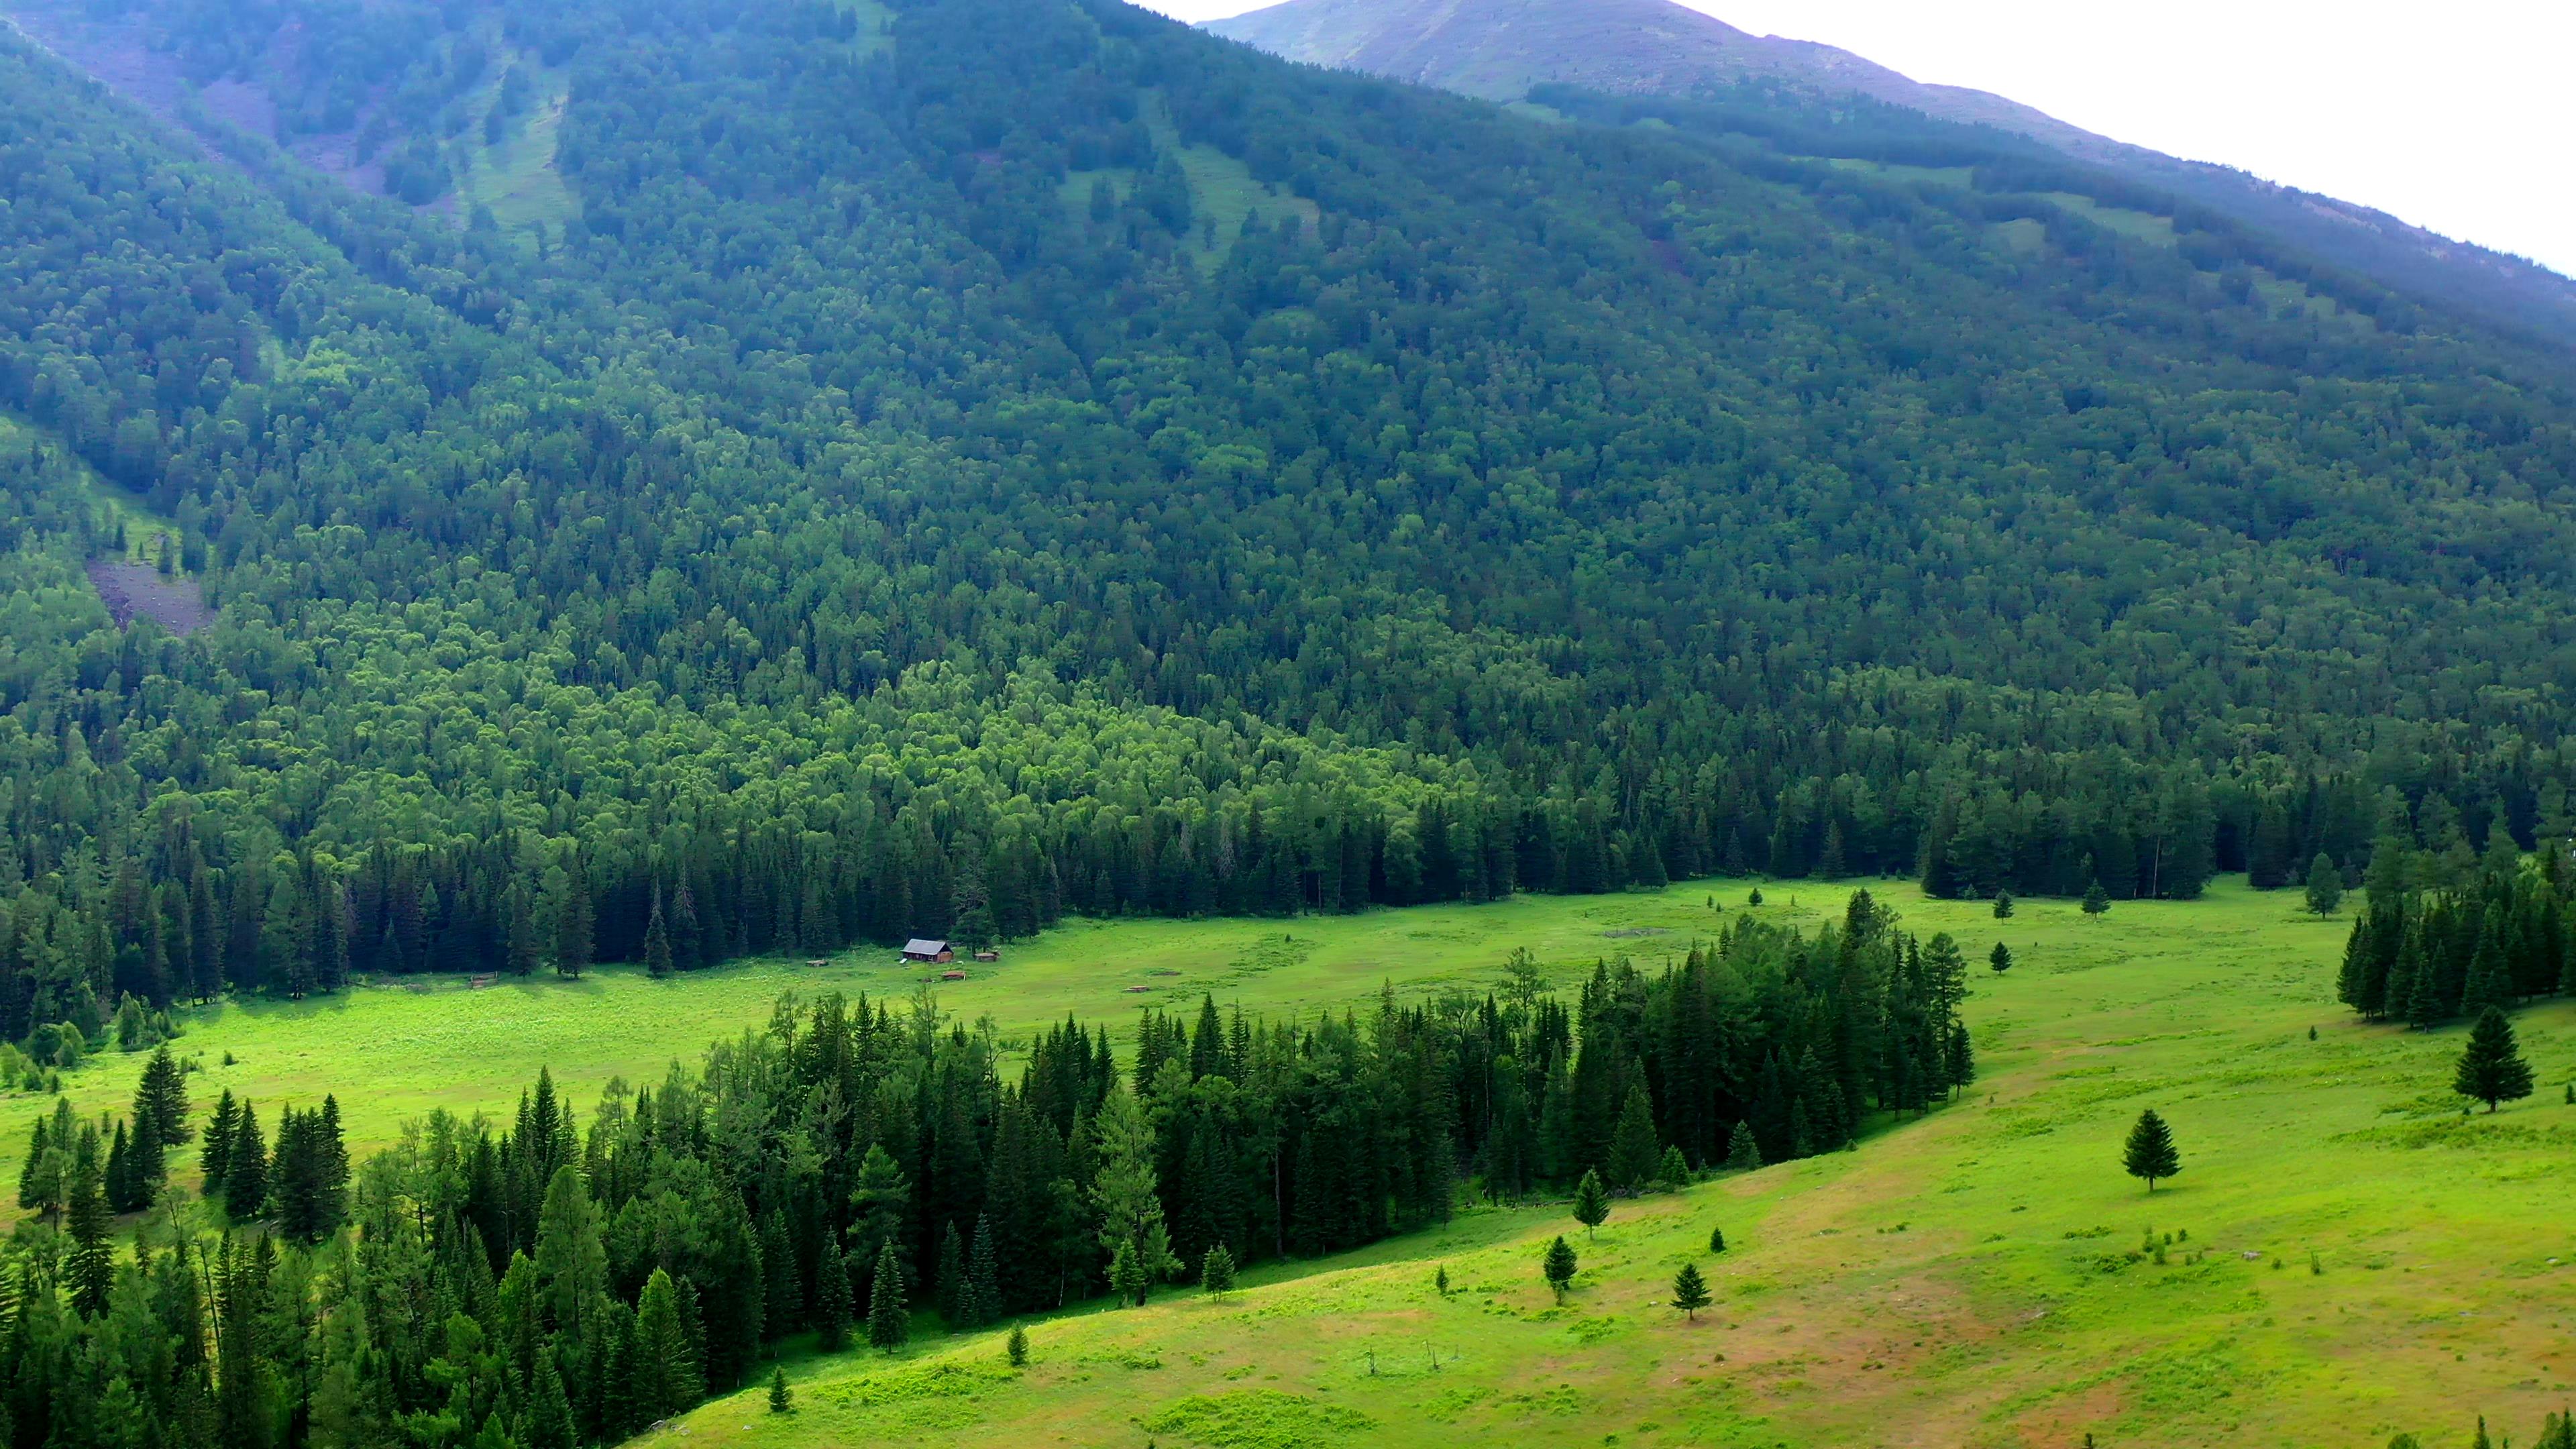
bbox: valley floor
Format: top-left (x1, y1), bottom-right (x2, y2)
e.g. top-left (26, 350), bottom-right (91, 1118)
top-left (16, 879), bottom-right (2573, 1446)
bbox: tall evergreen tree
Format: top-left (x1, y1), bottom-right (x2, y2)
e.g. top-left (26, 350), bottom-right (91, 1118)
top-left (64, 1125), bottom-right (112, 1316)
top-left (814, 1238), bottom-right (853, 1352)
top-left (866, 1243), bottom-right (909, 1352)
top-left (225, 1100), bottom-right (268, 1220)
top-left (1199, 1244), bottom-right (1236, 1300)
top-left (1090, 1087), bottom-right (1180, 1305)
top-left (1570, 1168), bottom-right (1610, 1239)
top-left (1670, 1263), bottom-right (1711, 1321)
top-left (1606, 1083), bottom-right (1661, 1190)
top-left (2453, 1007), bottom-right (2535, 1112)
top-left (1542, 1235), bottom-right (1578, 1304)
top-left (2122, 1109), bottom-right (2180, 1192)
top-left (1723, 1122), bottom-right (1761, 1172)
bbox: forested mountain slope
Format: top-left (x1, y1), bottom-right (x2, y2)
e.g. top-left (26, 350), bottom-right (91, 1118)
top-left (2, 0), bottom-right (2575, 1030)
top-left (1208, 0), bottom-right (2576, 352)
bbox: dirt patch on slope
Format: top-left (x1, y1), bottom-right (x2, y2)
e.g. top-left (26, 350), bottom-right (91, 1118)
top-left (87, 559), bottom-right (214, 635)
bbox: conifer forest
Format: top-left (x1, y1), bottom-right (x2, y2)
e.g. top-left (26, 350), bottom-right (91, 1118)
top-left (0, 0), bottom-right (2573, 1444)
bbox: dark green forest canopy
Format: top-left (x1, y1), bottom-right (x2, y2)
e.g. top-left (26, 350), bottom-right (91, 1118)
top-left (1, 0), bottom-right (2574, 1021)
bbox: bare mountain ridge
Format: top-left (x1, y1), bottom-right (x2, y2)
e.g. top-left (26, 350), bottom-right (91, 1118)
top-left (1208, 0), bottom-right (2576, 347)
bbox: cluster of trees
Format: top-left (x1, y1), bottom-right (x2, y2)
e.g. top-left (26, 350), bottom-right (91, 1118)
top-left (1, 0), bottom-right (2574, 1060)
top-left (0, 898), bottom-right (1969, 1449)
top-left (2336, 839), bottom-right (2573, 1027)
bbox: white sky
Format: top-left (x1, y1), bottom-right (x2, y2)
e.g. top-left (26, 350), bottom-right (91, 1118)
top-left (1143, 0), bottom-right (2576, 280)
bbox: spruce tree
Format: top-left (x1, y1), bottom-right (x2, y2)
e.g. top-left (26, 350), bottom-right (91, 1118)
top-left (1199, 1244), bottom-right (1236, 1300)
top-left (2461, 916), bottom-right (2513, 1016)
top-left (1607, 1083), bottom-right (1661, 1190)
top-left (133, 1044), bottom-right (190, 1155)
top-left (1571, 1167), bottom-right (1610, 1239)
top-left (2453, 1006), bottom-right (2535, 1112)
top-left (225, 1101), bottom-right (268, 1220)
top-left (644, 885), bottom-right (674, 979)
top-left (202, 1088), bottom-right (237, 1195)
top-left (1992, 889), bottom-right (2013, 919)
top-left (1670, 1263), bottom-right (1711, 1321)
top-left (2082, 879), bottom-right (2110, 917)
top-left (1542, 1235), bottom-right (1578, 1304)
top-left (1006, 1324), bottom-right (1028, 1367)
top-left (16, 1114), bottom-right (56, 1214)
top-left (1090, 1087), bottom-right (1181, 1305)
top-left (1990, 942), bottom-right (2013, 974)
top-left (814, 1238), bottom-right (853, 1352)
top-left (635, 1268), bottom-right (700, 1419)
top-left (1708, 1225), bottom-right (1727, 1253)
top-left (767, 1367), bottom-right (792, 1414)
top-left (966, 1215), bottom-right (1000, 1328)
top-left (866, 1242), bottom-right (909, 1352)
top-left (104, 1119), bottom-right (138, 1214)
top-left (2122, 1109), bottom-right (2180, 1192)
top-left (1656, 1145), bottom-right (1690, 1189)
top-left (2304, 853), bottom-right (2345, 916)
top-left (66, 1126), bottom-right (113, 1316)
top-left (1723, 1122), bottom-right (1761, 1172)
top-left (934, 1221), bottom-right (966, 1326)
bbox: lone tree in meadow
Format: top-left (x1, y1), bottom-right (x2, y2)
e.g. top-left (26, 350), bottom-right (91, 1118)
top-left (1571, 1168), bottom-right (1610, 1239)
top-left (1989, 942), bottom-right (2013, 974)
top-left (2123, 1109), bottom-right (2180, 1193)
top-left (1707, 1225), bottom-right (1727, 1253)
top-left (2304, 853), bottom-right (2344, 917)
top-left (767, 1368), bottom-right (792, 1415)
top-left (1199, 1244), bottom-right (1236, 1300)
top-left (2453, 1007), bottom-right (2535, 1112)
top-left (1542, 1236), bottom-right (1578, 1304)
top-left (1670, 1263), bottom-right (1711, 1322)
top-left (1992, 889), bottom-right (2014, 920)
top-left (2082, 878), bottom-right (2111, 918)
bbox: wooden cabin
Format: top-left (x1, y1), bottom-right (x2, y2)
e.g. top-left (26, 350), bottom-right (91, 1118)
top-left (973, 949), bottom-right (1000, 963)
top-left (902, 938), bottom-right (955, 963)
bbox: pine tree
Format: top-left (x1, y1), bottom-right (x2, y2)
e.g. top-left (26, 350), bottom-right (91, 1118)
top-left (2123, 1109), bottom-right (2180, 1192)
top-left (2462, 915), bottom-right (2513, 1016)
top-left (1655, 1145), bottom-right (1690, 1189)
top-left (767, 1367), bottom-right (792, 1414)
top-left (635, 1267), bottom-right (701, 1419)
top-left (1607, 1083), bottom-right (1661, 1190)
top-left (226, 1101), bottom-right (268, 1220)
top-left (1090, 1087), bottom-right (1181, 1305)
top-left (1670, 1263), bottom-right (1711, 1321)
top-left (16, 1113), bottom-right (57, 1214)
top-left (814, 1238), bottom-right (853, 1352)
top-left (645, 884), bottom-right (674, 979)
top-left (966, 1214), bottom-right (1000, 1329)
top-left (66, 1125), bottom-right (113, 1315)
top-left (1570, 1167), bottom-right (1610, 1239)
top-left (1435, 1265), bottom-right (1450, 1297)
top-left (2304, 853), bottom-right (2345, 916)
top-left (866, 1242), bottom-right (909, 1352)
top-left (1199, 1244), bottom-right (1236, 1299)
top-left (1723, 1122), bottom-right (1761, 1172)
top-left (201, 1089), bottom-right (237, 1195)
top-left (935, 1220), bottom-right (966, 1326)
top-left (1708, 1225), bottom-right (1727, 1253)
top-left (105, 1119), bottom-right (139, 1214)
top-left (2453, 1006), bottom-right (2536, 1112)
top-left (759, 1210), bottom-right (800, 1340)
top-left (2082, 878), bottom-right (2110, 917)
top-left (1989, 941), bottom-right (2013, 973)
top-left (1992, 889), bottom-right (2013, 919)
top-left (529, 1358), bottom-right (577, 1449)
top-left (1542, 1235), bottom-right (1578, 1304)
top-left (133, 1044), bottom-right (190, 1155)
top-left (1006, 1324), bottom-right (1028, 1367)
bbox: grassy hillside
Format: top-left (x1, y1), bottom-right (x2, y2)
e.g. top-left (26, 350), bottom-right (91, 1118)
top-left (17, 878), bottom-right (2571, 1442)
top-left (614, 881), bottom-right (2573, 1449)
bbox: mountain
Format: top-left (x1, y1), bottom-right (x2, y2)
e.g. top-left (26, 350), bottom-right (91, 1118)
top-left (1205, 0), bottom-right (2576, 350)
top-left (0, 0), bottom-right (2573, 1022)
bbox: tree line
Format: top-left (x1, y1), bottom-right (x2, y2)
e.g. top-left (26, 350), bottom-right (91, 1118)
top-left (0, 900), bottom-right (1968, 1449)
top-left (2, 0), bottom-right (2574, 1065)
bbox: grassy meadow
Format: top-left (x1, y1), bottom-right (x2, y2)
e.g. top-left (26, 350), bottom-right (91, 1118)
top-left (17, 878), bottom-right (2576, 1446)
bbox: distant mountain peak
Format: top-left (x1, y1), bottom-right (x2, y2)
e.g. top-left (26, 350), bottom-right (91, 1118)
top-left (1205, 0), bottom-right (2576, 344)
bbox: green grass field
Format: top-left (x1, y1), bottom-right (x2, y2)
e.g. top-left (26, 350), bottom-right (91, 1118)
top-left (18, 879), bottom-right (2574, 1445)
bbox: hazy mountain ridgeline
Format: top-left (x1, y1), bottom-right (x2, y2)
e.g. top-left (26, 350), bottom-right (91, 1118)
top-left (1207, 0), bottom-right (2576, 351)
top-left (1, 0), bottom-right (2575, 1028)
